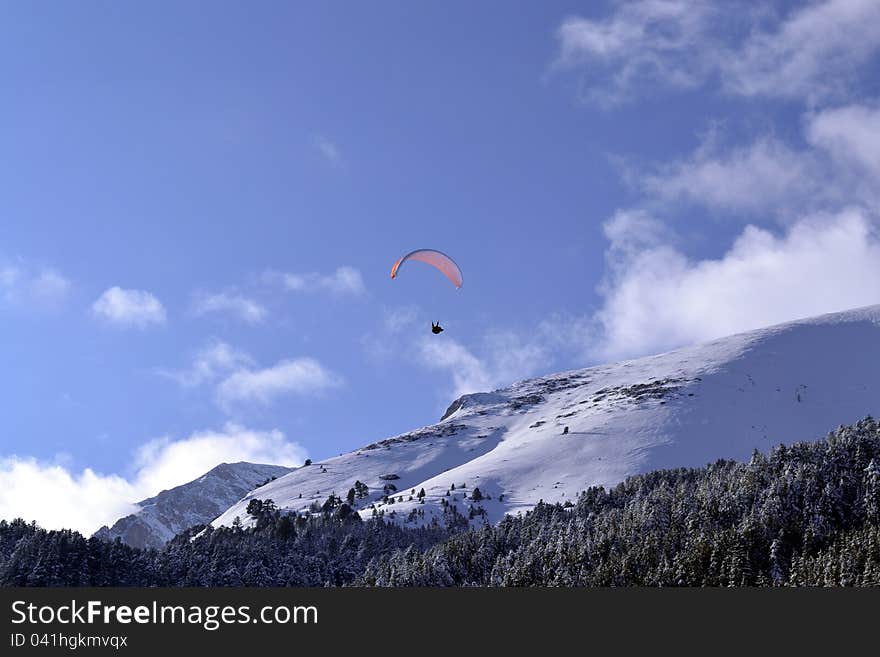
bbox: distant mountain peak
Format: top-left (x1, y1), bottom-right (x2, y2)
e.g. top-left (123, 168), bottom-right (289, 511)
top-left (94, 462), bottom-right (293, 549)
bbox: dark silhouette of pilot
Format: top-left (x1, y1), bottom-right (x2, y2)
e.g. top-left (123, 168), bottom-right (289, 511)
top-left (431, 321), bottom-right (444, 334)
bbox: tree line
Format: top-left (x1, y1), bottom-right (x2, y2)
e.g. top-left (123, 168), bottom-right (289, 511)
top-left (3, 417), bottom-right (880, 586)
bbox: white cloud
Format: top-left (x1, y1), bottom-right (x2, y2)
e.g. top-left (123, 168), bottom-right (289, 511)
top-left (807, 102), bottom-right (880, 178)
top-left (384, 305), bottom-right (421, 333)
top-left (265, 266), bottom-right (366, 296)
top-left (0, 424), bottom-right (306, 535)
top-left (532, 312), bottom-right (599, 368)
top-left (555, 0), bottom-right (880, 105)
top-left (313, 134), bottom-right (344, 167)
top-left (92, 286), bottom-right (166, 328)
top-left (159, 339), bottom-right (254, 388)
top-left (194, 292), bottom-right (267, 324)
top-left (640, 136), bottom-right (820, 215)
top-left (552, 4), bottom-right (880, 366)
top-left (162, 342), bottom-right (343, 410)
top-left (0, 263), bottom-right (71, 309)
top-left (0, 457), bottom-right (137, 536)
top-left (633, 102), bottom-right (880, 217)
top-left (554, 1), bottom-right (723, 105)
top-left (722, 0), bottom-right (880, 101)
top-left (482, 331), bottom-right (550, 386)
top-left (131, 424), bottom-right (305, 498)
top-left (593, 207), bottom-right (880, 360)
top-left (29, 269), bottom-right (71, 302)
top-left (362, 306), bottom-right (423, 362)
top-left (419, 338), bottom-right (494, 399)
top-left (419, 332), bottom-right (549, 400)
top-left (216, 358), bottom-right (343, 409)
top-left (602, 207), bottom-right (676, 258)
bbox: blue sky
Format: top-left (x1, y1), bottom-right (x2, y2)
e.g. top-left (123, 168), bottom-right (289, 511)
top-left (3, 1), bottom-right (880, 532)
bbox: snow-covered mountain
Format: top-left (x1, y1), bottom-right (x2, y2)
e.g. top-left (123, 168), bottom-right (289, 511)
top-left (213, 305), bottom-right (880, 530)
top-left (94, 462), bottom-right (292, 549)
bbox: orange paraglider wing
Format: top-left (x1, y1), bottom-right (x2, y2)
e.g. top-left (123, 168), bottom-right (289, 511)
top-left (390, 249), bottom-right (462, 289)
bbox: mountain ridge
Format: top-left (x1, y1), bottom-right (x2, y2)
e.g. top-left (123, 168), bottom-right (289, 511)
top-left (212, 304), bottom-right (880, 530)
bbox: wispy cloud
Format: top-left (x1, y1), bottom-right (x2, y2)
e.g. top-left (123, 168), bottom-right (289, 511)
top-left (630, 99), bottom-right (880, 219)
top-left (555, 0), bottom-right (880, 106)
top-left (807, 102), bottom-right (880, 180)
top-left (0, 423), bottom-right (306, 534)
top-left (216, 358), bottom-right (343, 410)
top-left (721, 0), bottom-right (880, 102)
top-left (554, 1), bottom-right (724, 106)
top-left (0, 262), bottom-right (71, 309)
top-left (639, 136), bottom-right (820, 216)
top-left (419, 338), bottom-right (494, 399)
top-left (158, 339), bottom-right (254, 388)
top-left (419, 331), bottom-right (549, 400)
top-left (92, 287), bottom-right (166, 328)
top-left (265, 266), bottom-right (366, 296)
top-left (361, 306), bottom-right (423, 363)
top-left (313, 134), bottom-right (345, 167)
top-left (193, 291), bottom-right (267, 324)
top-left (384, 305), bottom-right (421, 333)
top-left (161, 341), bottom-right (342, 411)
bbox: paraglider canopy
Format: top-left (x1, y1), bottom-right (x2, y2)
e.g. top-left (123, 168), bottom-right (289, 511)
top-left (390, 249), bottom-right (462, 289)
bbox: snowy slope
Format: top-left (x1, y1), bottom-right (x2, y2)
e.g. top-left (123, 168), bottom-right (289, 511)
top-left (213, 305), bottom-right (880, 529)
top-left (94, 462), bottom-right (292, 548)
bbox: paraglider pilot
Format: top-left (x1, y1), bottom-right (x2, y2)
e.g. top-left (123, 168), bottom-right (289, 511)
top-left (431, 321), bottom-right (444, 334)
